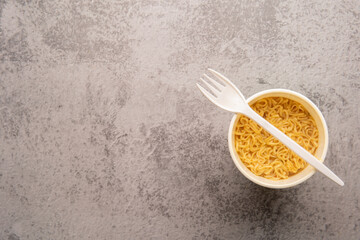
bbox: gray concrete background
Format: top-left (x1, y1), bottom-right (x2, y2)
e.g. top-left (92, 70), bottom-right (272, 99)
top-left (0, 0), bottom-right (359, 239)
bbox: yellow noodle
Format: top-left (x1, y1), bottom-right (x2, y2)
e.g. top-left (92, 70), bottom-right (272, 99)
top-left (234, 97), bottom-right (319, 180)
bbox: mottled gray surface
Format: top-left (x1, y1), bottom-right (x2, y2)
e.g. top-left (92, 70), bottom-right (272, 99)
top-left (0, 0), bottom-right (359, 239)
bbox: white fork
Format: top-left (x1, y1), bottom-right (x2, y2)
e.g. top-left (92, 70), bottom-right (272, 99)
top-left (197, 68), bottom-right (344, 186)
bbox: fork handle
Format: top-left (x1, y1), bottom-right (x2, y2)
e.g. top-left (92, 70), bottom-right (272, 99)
top-left (244, 108), bottom-right (344, 186)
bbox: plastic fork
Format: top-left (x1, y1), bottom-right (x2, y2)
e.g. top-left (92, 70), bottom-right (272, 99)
top-left (197, 68), bottom-right (344, 186)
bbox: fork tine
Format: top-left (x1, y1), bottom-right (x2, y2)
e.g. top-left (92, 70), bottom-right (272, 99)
top-left (208, 68), bottom-right (246, 100)
top-left (196, 83), bottom-right (218, 105)
top-left (200, 77), bottom-right (220, 95)
top-left (207, 68), bottom-right (232, 86)
top-left (203, 74), bottom-right (224, 90)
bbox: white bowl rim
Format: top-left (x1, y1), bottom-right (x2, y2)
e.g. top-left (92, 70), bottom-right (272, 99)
top-left (228, 88), bottom-right (329, 189)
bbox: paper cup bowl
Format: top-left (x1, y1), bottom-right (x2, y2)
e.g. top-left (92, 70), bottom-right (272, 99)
top-left (228, 89), bottom-right (329, 189)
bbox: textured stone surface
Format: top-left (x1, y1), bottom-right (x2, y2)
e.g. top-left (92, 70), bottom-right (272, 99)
top-left (1, 0), bottom-right (359, 239)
